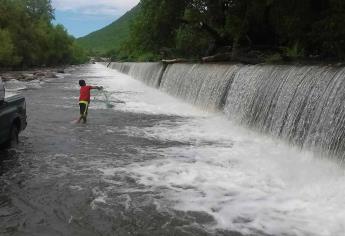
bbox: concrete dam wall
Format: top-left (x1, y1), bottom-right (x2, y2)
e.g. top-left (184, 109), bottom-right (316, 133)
top-left (105, 62), bottom-right (345, 158)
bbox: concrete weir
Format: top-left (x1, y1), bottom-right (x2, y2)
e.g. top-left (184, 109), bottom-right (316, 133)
top-left (104, 62), bottom-right (345, 158)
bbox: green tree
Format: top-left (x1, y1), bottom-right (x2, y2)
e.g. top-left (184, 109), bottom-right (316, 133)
top-left (310, 0), bottom-right (345, 59)
top-left (123, 0), bottom-right (187, 58)
top-left (0, 29), bottom-right (19, 66)
top-left (119, 0), bottom-right (345, 61)
top-left (0, 0), bottom-right (87, 68)
top-left (25, 0), bottom-right (54, 21)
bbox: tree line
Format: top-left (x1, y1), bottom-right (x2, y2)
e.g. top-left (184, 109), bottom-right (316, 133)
top-left (116, 0), bottom-right (345, 62)
top-left (0, 0), bottom-right (87, 68)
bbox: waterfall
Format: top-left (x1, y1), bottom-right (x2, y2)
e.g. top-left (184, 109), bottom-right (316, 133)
top-left (224, 65), bottom-right (345, 157)
top-left (160, 64), bottom-right (241, 111)
top-left (109, 62), bottom-right (165, 88)
top-left (106, 62), bottom-right (345, 158)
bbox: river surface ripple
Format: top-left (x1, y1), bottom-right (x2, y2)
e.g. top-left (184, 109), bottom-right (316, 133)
top-left (0, 64), bottom-right (344, 236)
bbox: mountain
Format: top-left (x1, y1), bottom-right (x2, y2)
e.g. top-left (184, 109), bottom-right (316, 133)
top-left (77, 5), bottom-right (139, 54)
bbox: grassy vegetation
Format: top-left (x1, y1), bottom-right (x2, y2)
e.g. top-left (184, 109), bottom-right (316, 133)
top-left (76, 6), bottom-right (139, 55)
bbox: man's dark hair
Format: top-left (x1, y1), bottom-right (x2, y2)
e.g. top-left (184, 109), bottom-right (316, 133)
top-left (79, 80), bottom-right (86, 86)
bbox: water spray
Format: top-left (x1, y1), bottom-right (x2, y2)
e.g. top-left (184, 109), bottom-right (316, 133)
top-left (93, 88), bottom-right (124, 108)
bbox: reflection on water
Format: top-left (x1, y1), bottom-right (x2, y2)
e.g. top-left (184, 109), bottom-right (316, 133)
top-left (0, 65), bottom-right (235, 236)
top-left (0, 149), bottom-right (20, 176)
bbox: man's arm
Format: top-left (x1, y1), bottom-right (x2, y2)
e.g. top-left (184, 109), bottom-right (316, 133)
top-left (90, 86), bottom-right (103, 90)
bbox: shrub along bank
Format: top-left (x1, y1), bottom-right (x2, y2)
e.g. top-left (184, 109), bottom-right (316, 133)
top-left (113, 0), bottom-right (345, 63)
top-left (0, 0), bottom-right (87, 69)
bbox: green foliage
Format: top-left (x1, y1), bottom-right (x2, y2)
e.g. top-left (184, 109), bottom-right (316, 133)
top-left (175, 25), bottom-right (212, 58)
top-left (265, 53), bottom-right (283, 64)
top-left (25, 0), bottom-right (54, 21)
top-left (77, 6), bottom-right (139, 55)
top-left (0, 0), bottom-right (87, 68)
top-left (81, 0), bottom-right (345, 62)
top-left (309, 0), bottom-right (345, 59)
top-left (285, 42), bottom-right (305, 59)
top-left (70, 43), bottom-right (88, 64)
top-left (122, 0), bottom-right (186, 59)
top-left (0, 29), bottom-right (19, 66)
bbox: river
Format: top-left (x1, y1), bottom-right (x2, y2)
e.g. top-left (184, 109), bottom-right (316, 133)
top-left (0, 64), bottom-right (344, 236)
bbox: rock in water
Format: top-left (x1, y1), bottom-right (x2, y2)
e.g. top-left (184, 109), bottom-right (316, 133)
top-left (57, 69), bottom-right (65, 74)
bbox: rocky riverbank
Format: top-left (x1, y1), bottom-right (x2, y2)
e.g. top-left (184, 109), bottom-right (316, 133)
top-left (0, 67), bottom-right (65, 82)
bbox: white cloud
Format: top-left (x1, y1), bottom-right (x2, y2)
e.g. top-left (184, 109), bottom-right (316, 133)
top-left (52, 0), bottom-right (140, 16)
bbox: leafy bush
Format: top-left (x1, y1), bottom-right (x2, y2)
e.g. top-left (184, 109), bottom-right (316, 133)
top-left (175, 25), bottom-right (212, 58)
top-left (90, 0), bottom-right (345, 62)
top-left (285, 42), bottom-right (304, 59)
top-left (265, 53), bottom-right (283, 64)
top-left (0, 29), bottom-right (20, 66)
top-left (0, 0), bottom-right (87, 68)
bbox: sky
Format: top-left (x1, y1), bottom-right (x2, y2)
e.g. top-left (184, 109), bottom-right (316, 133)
top-left (52, 0), bottom-right (140, 38)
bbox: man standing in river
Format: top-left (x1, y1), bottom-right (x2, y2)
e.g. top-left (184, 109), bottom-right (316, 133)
top-left (77, 80), bottom-right (102, 124)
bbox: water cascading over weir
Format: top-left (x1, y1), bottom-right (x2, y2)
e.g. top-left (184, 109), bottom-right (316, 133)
top-left (105, 62), bottom-right (345, 159)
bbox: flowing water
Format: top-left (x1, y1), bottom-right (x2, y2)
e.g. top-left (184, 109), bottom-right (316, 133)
top-left (0, 64), bottom-right (344, 236)
top-left (224, 65), bottom-right (345, 157)
top-left (109, 62), bottom-right (345, 158)
top-left (160, 64), bottom-right (240, 111)
top-left (109, 62), bottom-right (165, 88)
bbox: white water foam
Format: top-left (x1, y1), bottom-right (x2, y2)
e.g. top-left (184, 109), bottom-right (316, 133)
top-left (4, 79), bottom-right (27, 93)
top-left (4, 79), bottom-right (44, 96)
top-left (106, 117), bottom-right (345, 236)
top-left (90, 64), bottom-right (345, 236)
top-left (85, 64), bottom-right (203, 116)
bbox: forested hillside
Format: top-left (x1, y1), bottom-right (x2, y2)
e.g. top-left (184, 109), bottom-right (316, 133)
top-left (0, 0), bottom-right (87, 68)
top-left (116, 0), bottom-right (345, 62)
top-left (77, 6), bottom-right (139, 55)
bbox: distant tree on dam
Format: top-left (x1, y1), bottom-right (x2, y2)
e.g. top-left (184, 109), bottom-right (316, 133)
top-left (117, 0), bottom-right (345, 62)
top-left (0, 0), bottom-right (87, 68)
